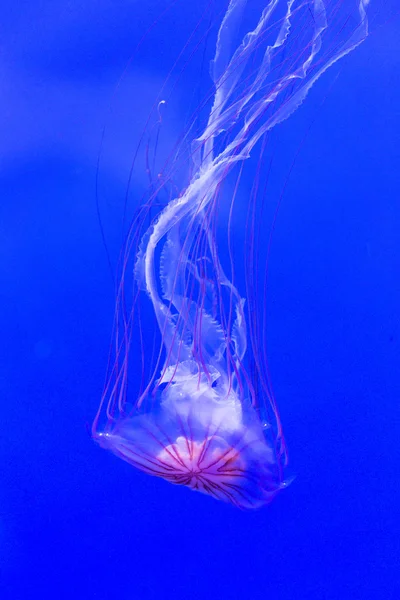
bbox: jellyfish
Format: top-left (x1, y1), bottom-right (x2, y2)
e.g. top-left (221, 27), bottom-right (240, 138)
top-left (92, 0), bottom-right (370, 509)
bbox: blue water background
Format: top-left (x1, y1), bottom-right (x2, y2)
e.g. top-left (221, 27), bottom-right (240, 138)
top-left (1, 1), bottom-right (399, 598)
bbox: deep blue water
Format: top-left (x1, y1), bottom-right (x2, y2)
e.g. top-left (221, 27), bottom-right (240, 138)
top-left (1, 1), bottom-right (399, 599)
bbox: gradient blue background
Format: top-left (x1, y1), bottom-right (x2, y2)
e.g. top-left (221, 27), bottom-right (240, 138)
top-left (1, 1), bottom-right (399, 599)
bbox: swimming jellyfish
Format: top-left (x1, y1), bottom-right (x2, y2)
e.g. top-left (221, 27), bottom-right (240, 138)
top-left (92, 0), bottom-right (370, 509)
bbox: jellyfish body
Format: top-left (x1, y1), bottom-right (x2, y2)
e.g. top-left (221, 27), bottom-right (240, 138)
top-left (98, 365), bottom-right (278, 508)
top-left (93, 0), bottom-right (370, 508)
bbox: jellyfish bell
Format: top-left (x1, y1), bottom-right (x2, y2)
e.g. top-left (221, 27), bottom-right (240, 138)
top-left (93, 0), bottom-right (371, 508)
top-left (96, 360), bottom-right (283, 509)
